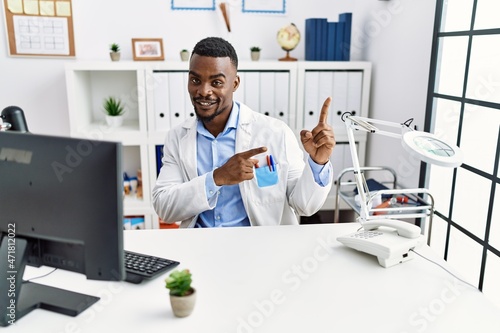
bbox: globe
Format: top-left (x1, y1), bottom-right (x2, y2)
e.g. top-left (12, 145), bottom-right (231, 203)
top-left (277, 23), bottom-right (300, 61)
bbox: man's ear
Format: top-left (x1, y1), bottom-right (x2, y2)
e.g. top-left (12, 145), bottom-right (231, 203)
top-left (233, 74), bottom-right (240, 92)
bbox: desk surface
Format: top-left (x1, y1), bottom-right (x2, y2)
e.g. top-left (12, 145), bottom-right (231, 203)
top-left (6, 223), bottom-right (500, 332)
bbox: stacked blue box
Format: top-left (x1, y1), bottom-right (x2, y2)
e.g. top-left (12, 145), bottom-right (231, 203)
top-left (326, 22), bottom-right (337, 61)
top-left (305, 18), bottom-right (317, 60)
top-left (304, 13), bottom-right (352, 61)
top-left (334, 21), bottom-right (345, 61)
top-left (339, 13), bottom-right (352, 61)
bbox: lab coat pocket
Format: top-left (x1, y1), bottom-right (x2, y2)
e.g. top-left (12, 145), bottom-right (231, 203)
top-left (255, 165), bottom-right (279, 187)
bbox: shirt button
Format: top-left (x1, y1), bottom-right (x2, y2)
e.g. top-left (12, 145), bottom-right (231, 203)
top-left (215, 216), bottom-right (221, 220)
top-left (209, 190), bottom-right (214, 195)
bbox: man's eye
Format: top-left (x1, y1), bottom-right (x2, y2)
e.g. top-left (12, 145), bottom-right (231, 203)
top-left (190, 78), bottom-right (200, 84)
top-left (213, 81), bottom-right (223, 87)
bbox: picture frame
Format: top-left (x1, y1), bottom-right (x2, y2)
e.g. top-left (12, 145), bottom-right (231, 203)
top-left (171, 0), bottom-right (215, 11)
top-left (132, 38), bottom-right (164, 61)
top-left (242, 0), bottom-right (286, 14)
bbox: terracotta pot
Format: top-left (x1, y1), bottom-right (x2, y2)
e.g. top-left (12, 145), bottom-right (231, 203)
top-left (169, 288), bottom-right (196, 317)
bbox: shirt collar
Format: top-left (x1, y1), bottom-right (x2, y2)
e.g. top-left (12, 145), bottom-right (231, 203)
top-left (197, 102), bottom-right (239, 138)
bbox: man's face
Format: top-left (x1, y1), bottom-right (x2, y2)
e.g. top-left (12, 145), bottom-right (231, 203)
top-left (188, 54), bottom-right (240, 123)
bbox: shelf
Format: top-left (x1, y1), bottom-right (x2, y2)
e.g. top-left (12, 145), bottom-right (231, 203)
top-left (65, 61), bottom-right (372, 228)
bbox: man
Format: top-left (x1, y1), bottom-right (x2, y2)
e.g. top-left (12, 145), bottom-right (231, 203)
top-left (152, 37), bottom-right (335, 228)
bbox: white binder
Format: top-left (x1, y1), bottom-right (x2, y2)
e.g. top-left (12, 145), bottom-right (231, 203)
top-left (168, 72), bottom-right (187, 128)
top-left (152, 72), bottom-right (170, 132)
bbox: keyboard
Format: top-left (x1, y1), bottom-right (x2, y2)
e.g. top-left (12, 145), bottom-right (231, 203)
top-left (124, 250), bottom-right (180, 284)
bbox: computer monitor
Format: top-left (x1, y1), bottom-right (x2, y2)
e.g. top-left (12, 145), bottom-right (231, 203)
top-left (0, 131), bottom-right (125, 326)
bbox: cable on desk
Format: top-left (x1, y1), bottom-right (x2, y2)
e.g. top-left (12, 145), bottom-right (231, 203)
top-left (23, 268), bottom-right (58, 283)
top-left (410, 249), bottom-right (478, 291)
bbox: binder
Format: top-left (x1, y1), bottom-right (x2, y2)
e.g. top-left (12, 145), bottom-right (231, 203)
top-left (274, 71), bottom-right (290, 125)
top-left (244, 71), bottom-right (260, 111)
top-left (332, 72), bottom-right (348, 130)
top-left (259, 72), bottom-right (275, 117)
top-left (318, 71), bottom-right (334, 124)
top-left (305, 18), bottom-right (317, 60)
top-left (339, 13), bottom-right (352, 61)
top-left (168, 72), bottom-right (187, 128)
top-left (335, 22), bottom-right (345, 61)
top-left (152, 72), bottom-right (170, 132)
top-left (326, 22), bottom-right (337, 61)
top-left (316, 18), bottom-right (328, 61)
top-left (347, 72), bottom-right (363, 116)
top-left (183, 72), bottom-right (195, 121)
top-left (303, 71), bottom-right (320, 130)
top-left (234, 72), bottom-right (246, 104)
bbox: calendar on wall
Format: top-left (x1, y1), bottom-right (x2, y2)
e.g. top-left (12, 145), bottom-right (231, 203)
top-left (3, 0), bottom-right (75, 57)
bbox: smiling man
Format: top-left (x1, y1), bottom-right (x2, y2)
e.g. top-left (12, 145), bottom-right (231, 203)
top-left (152, 37), bottom-right (336, 228)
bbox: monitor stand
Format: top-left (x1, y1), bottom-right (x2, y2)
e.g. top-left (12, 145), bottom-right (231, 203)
top-left (0, 237), bottom-right (99, 327)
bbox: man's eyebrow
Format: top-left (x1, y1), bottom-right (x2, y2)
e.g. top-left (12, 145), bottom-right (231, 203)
top-left (188, 71), bottom-right (226, 80)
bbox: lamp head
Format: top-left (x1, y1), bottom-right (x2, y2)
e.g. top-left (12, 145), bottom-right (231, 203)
top-left (402, 131), bottom-right (463, 168)
top-left (1, 106), bottom-right (29, 132)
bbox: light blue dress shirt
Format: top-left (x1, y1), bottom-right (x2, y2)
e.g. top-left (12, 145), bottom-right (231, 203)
top-left (195, 102), bottom-right (331, 228)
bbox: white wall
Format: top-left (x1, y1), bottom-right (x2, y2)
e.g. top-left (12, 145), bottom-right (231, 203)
top-left (0, 0), bottom-right (435, 188)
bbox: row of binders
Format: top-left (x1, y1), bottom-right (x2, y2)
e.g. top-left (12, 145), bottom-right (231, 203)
top-left (305, 13), bottom-right (352, 61)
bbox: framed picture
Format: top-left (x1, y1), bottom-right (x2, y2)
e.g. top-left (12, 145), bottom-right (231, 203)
top-left (132, 38), bottom-right (164, 61)
top-left (171, 0), bottom-right (215, 10)
top-left (242, 0), bottom-right (286, 14)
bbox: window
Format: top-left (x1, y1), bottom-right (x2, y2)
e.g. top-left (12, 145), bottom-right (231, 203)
top-left (424, 0), bottom-right (500, 309)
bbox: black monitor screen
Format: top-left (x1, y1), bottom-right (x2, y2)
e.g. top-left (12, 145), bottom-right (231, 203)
top-left (0, 131), bottom-right (124, 326)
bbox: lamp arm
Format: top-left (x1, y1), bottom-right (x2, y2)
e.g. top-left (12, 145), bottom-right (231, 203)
top-left (346, 119), bottom-right (371, 222)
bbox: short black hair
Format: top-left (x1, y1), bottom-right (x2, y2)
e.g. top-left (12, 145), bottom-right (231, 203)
top-left (192, 37), bottom-right (238, 69)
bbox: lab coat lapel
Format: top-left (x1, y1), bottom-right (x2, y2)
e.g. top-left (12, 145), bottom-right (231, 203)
top-left (236, 103), bottom-right (253, 153)
top-left (180, 118), bottom-right (198, 180)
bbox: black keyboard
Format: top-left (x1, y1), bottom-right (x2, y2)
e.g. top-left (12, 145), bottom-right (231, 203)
top-left (124, 250), bottom-right (180, 284)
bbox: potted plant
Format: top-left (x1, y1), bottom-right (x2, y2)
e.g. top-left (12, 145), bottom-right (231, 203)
top-left (250, 46), bottom-right (261, 61)
top-left (180, 49), bottom-right (190, 62)
top-left (165, 269), bottom-right (196, 317)
top-left (103, 96), bottom-right (125, 127)
top-left (109, 43), bottom-right (121, 61)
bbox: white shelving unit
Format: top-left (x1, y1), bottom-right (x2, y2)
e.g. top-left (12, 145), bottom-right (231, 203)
top-left (65, 60), bottom-right (371, 228)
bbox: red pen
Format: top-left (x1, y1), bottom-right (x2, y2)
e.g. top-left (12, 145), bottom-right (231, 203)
top-left (266, 155), bottom-right (272, 171)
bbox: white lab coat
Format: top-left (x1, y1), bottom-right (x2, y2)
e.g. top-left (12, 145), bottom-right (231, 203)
top-left (152, 103), bottom-right (332, 228)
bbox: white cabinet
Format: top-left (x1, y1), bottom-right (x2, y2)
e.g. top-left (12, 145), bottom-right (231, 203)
top-left (65, 60), bottom-right (371, 227)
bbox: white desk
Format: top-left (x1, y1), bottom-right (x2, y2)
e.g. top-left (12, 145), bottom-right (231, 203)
top-left (6, 223), bottom-right (500, 332)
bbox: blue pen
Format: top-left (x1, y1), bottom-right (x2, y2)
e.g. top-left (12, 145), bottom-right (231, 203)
top-left (269, 154), bottom-right (275, 172)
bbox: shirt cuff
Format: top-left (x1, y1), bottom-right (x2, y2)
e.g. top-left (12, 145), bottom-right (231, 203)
top-left (308, 156), bottom-right (332, 187)
top-left (205, 171), bottom-right (221, 208)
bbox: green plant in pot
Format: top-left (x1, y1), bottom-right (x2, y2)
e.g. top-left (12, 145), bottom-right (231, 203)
top-left (109, 43), bottom-right (121, 61)
top-left (250, 46), bottom-right (261, 61)
top-left (180, 49), bottom-right (190, 61)
top-left (165, 269), bottom-right (196, 317)
top-left (103, 96), bottom-right (125, 127)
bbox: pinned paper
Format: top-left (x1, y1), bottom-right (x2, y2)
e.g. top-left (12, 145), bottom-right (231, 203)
top-left (7, 0), bottom-right (23, 14)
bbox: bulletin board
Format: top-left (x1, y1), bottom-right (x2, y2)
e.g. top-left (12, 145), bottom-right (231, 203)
top-left (3, 0), bottom-right (75, 57)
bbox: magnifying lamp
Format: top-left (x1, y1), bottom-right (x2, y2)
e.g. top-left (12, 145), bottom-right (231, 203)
top-left (343, 113), bottom-right (463, 221)
top-left (336, 113), bottom-right (464, 267)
